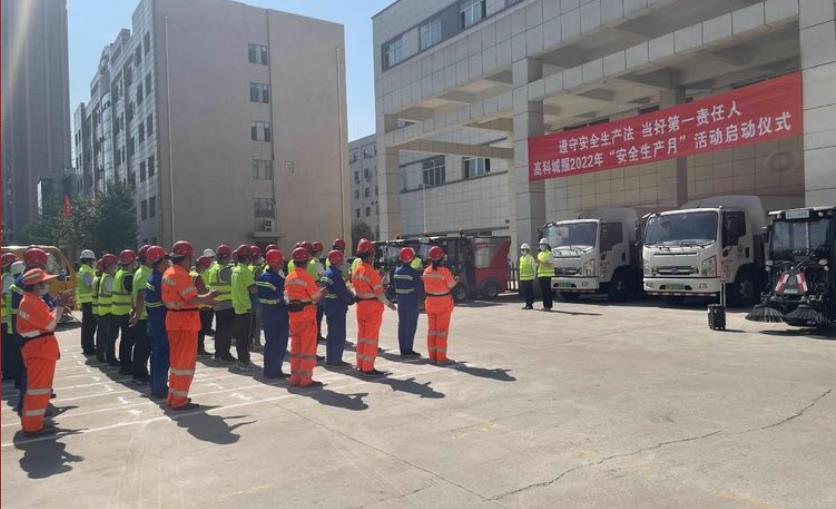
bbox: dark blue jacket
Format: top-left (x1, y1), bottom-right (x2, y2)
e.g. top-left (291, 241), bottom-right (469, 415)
top-left (393, 263), bottom-right (423, 305)
top-left (257, 269), bottom-right (287, 310)
top-left (145, 270), bottom-right (167, 335)
top-left (320, 266), bottom-right (354, 309)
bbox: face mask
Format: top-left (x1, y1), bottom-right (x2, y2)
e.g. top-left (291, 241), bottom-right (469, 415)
top-left (36, 285), bottom-right (49, 296)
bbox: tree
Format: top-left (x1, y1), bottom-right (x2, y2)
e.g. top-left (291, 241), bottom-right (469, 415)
top-left (351, 220), bottom-right (375, 248)
top-left (93, 183), bottom-right (137, 254)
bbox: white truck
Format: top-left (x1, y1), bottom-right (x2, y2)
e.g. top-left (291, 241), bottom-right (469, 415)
top-left (542, 208), bottom-right (642, 301)
top-left (642, 195), bottom-right (768, 306)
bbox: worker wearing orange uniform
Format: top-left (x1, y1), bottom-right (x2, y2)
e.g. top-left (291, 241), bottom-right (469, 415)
top-left (161, 241), bottom-right (217, 409)
top-left (351, 238), bottom-right (396, 376)
top-left (15, 269), bottom-right (74, 434)
top-left (423, 246), bottom-right (457, 364)
top-left (284, 247), bottom-right (322, 387)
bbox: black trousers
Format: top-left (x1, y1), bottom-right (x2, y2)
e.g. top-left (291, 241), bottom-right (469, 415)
top-left (114, 314), bottom-right (133, 368)
top-left (538, 277), bottom-right (553, 310)
top-left (198, 309), bottom-right (213, 353)
top-left (213, 308), bottom-right (235, 359)
top-left (1, 324), bottom-right (21, 381)
top-left (520, 280), bottom-right (535, 308)
top-left (132, 319), bottom-right (150, 380)
top-left (316, 305), bottom-right (324, 339)
top-left (80, 302), bottom-right (97, 354)
top-left (95, 314), bottom-right (110, 362)
top-left (233, 312), bottom-right (252, 364)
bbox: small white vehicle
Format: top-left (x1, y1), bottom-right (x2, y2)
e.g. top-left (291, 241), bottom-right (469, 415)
top-left (543, 208), bottom-right (642, 301)
top-left (642, 195), bottom-right (767, 306)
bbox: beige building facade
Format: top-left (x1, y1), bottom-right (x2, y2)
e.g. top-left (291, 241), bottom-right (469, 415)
top-left (75, 0), bottom-right (349, 252)
top-left (373, 0), bottom-right (836, 249)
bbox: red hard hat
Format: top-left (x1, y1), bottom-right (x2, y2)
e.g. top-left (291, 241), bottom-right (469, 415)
top-left (95, 259), bottom-right (104, 271)
top-left (294, 242), bottom-right (302, 249)
top-left (327, 250), bottom-right (344, 266)
top-left (101, 253), bottom-right (118, 266)
top-left (1, 252), bottom-right (18, 267)
top-left (266, 244), bottom-right (279, 252)
top-left (196, 256), bottom-right (211, 268)
top-left (138, 244), bottom-right (150, 259)
top-left (146, 245), bottom-right (167, 264)
top-left (23, 247), bottom-right (48, 268)
top-left (119, 249), bottom-right (137, 265)
top-left (291, 247), bottom-right (311, 263)
top-left (171, 240), bottom-right (193, 258)
top-left (216, 244), bottom-right (232, 256)
top-left (399, 247), bottom-right (416, 263)
top-left (332, 238), bottom-right (346, 250)
top-left (235, 244), bottom-right (251, 258)
top-left (250, 245), bottom-right (262, 259)
top-left (301, 241), bottom-right (313, 253)
top-left (311, 241), bottom-right (324, 253)
top-left (355, 238), bottom-right (373, 255)
top-left (265, 249), bottom-right (284, 266)
top-left (428, 245), bottom-right (445, 261)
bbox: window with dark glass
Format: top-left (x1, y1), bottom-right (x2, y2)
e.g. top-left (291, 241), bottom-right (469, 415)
top-left (149, 196), bottom-right (156, 218)
top-left (141, 199), bottom-right (147, 220)
top-left (419, 17), bottom-right (442, 50)
top-left (248, 44), bottom-right (268, 65)
top-left (140, 160), bottom-right (147, 182)
top-left (252, 159), bottom-right (273, 180)
top-left (144, 31), bottom-right (151, 54)
top-left (422, 156), bottom-right (446, 187)
top-left (147, 155), bottom-right (155, 178)
top-left (254, 198), bottom-right (275, 218)
top-left (383, 37), bottom-right (403, 70)
top-left (464, 157), bottom-right (491, 178)
top-left (249, 82), bottom-right (270, 103)
top-left (460, 0), bottom-right (486, 28)
top-left (146, 114), bottom-right (153, 137)
top-left (251, 121), bottom-right (271, 142)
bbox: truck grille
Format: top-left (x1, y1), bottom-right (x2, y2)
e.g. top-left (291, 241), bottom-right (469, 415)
top-left (555, 267), bottom-right (579, 276)
top-left (656, 266), bottom-right (697, 276)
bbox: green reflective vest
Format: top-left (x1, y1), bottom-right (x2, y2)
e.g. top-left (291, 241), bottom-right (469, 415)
top-left (206, 262), bottom-right (232, 308)
top-left (519, 254), bottom-right (535, 281)
top-left (77, 264), bottom-right (95, 304)
top-left (98, 273), bottom-right (114, 316)
top-left (133, 265), bottom-right (151, 320)
top-left (111, 268), bottom-right (133, 316)
top-left (351, 258), bottom-right (362, 274)
top-left (537, 250), bottom-right (554, 278)
top-left (92, 274), bottom-right (101, 316)
top-left (231, 263), bottom-right (254, 315)
top-left (1, 272), bottom-right (12, 327)
top-left (411, 256), bottom-right (423, 271)
top-left (288, 259), bottom-right (322, 277)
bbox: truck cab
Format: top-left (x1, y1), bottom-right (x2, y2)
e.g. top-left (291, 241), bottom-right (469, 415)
top-left (542, 208), bottom-right (641, 301)
top-left (642, 195), bottom-right (766, 306)
top-left (747, 206), bottom-right (836, 328)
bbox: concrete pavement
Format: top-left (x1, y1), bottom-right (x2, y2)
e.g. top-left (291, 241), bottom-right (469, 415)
top-left (2, 299), bottom-right (835, 508)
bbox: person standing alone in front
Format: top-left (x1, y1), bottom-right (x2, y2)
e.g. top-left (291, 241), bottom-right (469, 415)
top-left (422, 246), bottom-right (457, 364)
top-left (352, 238), bottom-right (396, 376)
top-left (285, 247), bottom-right (322, 387)
top-left (518, 243), bottom-right (536, 310)
top-left (161, 241), bottom-right (216, 410)
top-left (537, 239), bottom-right (554, 312)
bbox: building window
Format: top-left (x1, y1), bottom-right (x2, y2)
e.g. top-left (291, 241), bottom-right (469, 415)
top-left (419, 18), bottom-right (442, 50)
top-left (128, 137), bottom-right (135, 157)
top-left (464, 157), bottom-right (491, 178)
top-left (364, 168), bottom-right (371, 179)
top-left (364, 187), bottom-right (370, 198)
top-left (354, 190), bottom-right (359, 200)
top-left (146, 114), bottom-right (153, 137)
top-left (251, 121), bottom-right (271, 142)
top-left (249, 82), bottom-right (270, 103)
top-left (254, 198), bottom-right (274, 218)
top-left (136, 83), bottom-right (143, 105)
top-left (138, 120), bottom-right (146, 143)
top-left (145, 73), bottom-right (152, 95)
top-left (144, 31), bottom-right (151, 54)
top-left (135, 45), bottom-right (142, 66)
top-left (355, 208), bottom-right (360, 219)
top-left (383, 37), bottom-right (403, 70)
top-left (141, 199), bottom-right (148, 220)
top-left (422, 156), bottom-right (446, 187)
top-left (460, 0), bottom-right (486, 29)
top-left (375, 185), bottom-right (379, 196)
top-left (140, 161), bottom-right (147, 182)
top-left (353, 171), bottom-right (359, 184)
top-left (149, 196), bottom-right (156, 218)
top-left (252, 159), bottom-right (273, 180)
top-left (365, 206), bottom-right (370, 217)
top-left (248, 43), bottom-right (269, 65)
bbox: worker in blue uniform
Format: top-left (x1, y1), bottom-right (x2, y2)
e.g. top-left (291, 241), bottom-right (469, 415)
top-left (143, 246), bottom-right (170, 398)
top-left (257, 248), bottom-right (289, 378)
top-left (320, 250), bottom-right (354, 367)
top-left (393, 247), bottom-right (423, 357)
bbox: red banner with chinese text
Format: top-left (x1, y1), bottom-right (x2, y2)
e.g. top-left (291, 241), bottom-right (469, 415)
top-left (528, 72), bottom-right (802, 181)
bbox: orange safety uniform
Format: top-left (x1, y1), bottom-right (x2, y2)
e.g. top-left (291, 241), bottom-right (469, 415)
top-left (16, 292), bottom-right (61, 432)
top-left (161, 264), bottom-right (200, 408)
top-left (422, 265), bottom-right (456, 362)
top-left (284, 267), bottom-right (321, 386)
top-left (351, 262), bottom-right (385, 372)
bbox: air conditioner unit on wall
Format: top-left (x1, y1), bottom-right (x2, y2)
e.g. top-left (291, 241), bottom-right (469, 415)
top-left (262, 219), bottom-right (275, 232)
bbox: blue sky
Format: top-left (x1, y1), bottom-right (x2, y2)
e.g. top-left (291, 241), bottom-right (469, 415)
top-left (67, 0), bottom-right (393, 141)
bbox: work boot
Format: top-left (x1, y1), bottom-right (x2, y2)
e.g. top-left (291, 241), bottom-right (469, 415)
top-left (197, 348), bottom-right (211, 357)
top-left (171, 401), bottom-right (200, 411)
top-left (362, 369), bottom-right (386, 377)
top-left (326, 360), bottom-right (351, 368)
top-left (235, 361), bottom-right (255, 372)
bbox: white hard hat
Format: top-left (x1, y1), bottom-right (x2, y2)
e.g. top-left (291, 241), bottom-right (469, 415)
top-left (520, 243), bottom-right (530, 250)
top-left (10, 261), bottom-right (25, 277)
top-left (202, 248), bottom-right (216, 258)
top-left (539, 238), bottom-right (548, 245)
top-left (80, 249), bottom-right (96, 260)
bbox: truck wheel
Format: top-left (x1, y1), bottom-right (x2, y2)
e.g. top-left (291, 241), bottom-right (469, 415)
top-left (607, 271), bottom-right (631, 302)
top-left (480, 280), bottom-right (500, 300)
top-left (559, 292), bottom-right (580, 301)
top-left (729, 268), bottom-right (760, 307)
top-left (452, 284), bottom-right (469, 302)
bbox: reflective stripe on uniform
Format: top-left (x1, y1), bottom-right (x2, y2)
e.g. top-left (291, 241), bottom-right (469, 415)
top-left (25, 408), bottom-right (46, 416)
top-left (170, 368), bottom-right (194, 376)
top-left (423, 273), bottom-right (444, 280)
top-left (393, 274), bottom-right (414, 281)
top-left (395, 288), bottom-right (414, 294)
top-left (259, 298), bottom-right (280, 305)
top-left (256, 281), bottom-right (277, 291)
top-left (26, 388), bottom-right (52, 396)
top-left (355, 292), bottom-right (376, 299)
top-left (170, 389), bottom-right (189, 397)
top-left (179, 286), bottom-right (196, 297)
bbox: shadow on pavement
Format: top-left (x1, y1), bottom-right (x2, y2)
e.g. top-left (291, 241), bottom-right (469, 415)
top-left (447, 362), bottom-right (516, 382)
top-left (330, 365), bottom-right (445, 399)
top-left (760, 328), bottom-right (836, 341)
top-left (171, 405), bottom-right (255, 445)
top-left (288, 383), bottom-right (369, 411)
top-left (13, 428), bottom-right (84, 479)
top-left (552, 310), bottom-right (602, 316)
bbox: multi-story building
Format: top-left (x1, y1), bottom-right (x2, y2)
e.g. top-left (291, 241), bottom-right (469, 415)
top-left (348, 135), bottom-right (381, 238)
top-left (74, 0), bottom-right (349, 251)
top-left (2, 0), bottom-right (72, 243)
top-left (373, 0), bottom-right (836, 248)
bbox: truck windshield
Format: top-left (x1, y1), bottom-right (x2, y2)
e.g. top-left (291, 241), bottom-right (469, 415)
top-left (545, 222), bottom-right (597, 248)
top-left (645, 211), bottom-right (718, 246)
top-left (770, 218), bottom-right (831, 261)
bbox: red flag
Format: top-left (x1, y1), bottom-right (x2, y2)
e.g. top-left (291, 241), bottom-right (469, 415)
top-left (63, 194), bottom-right (72, 217)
